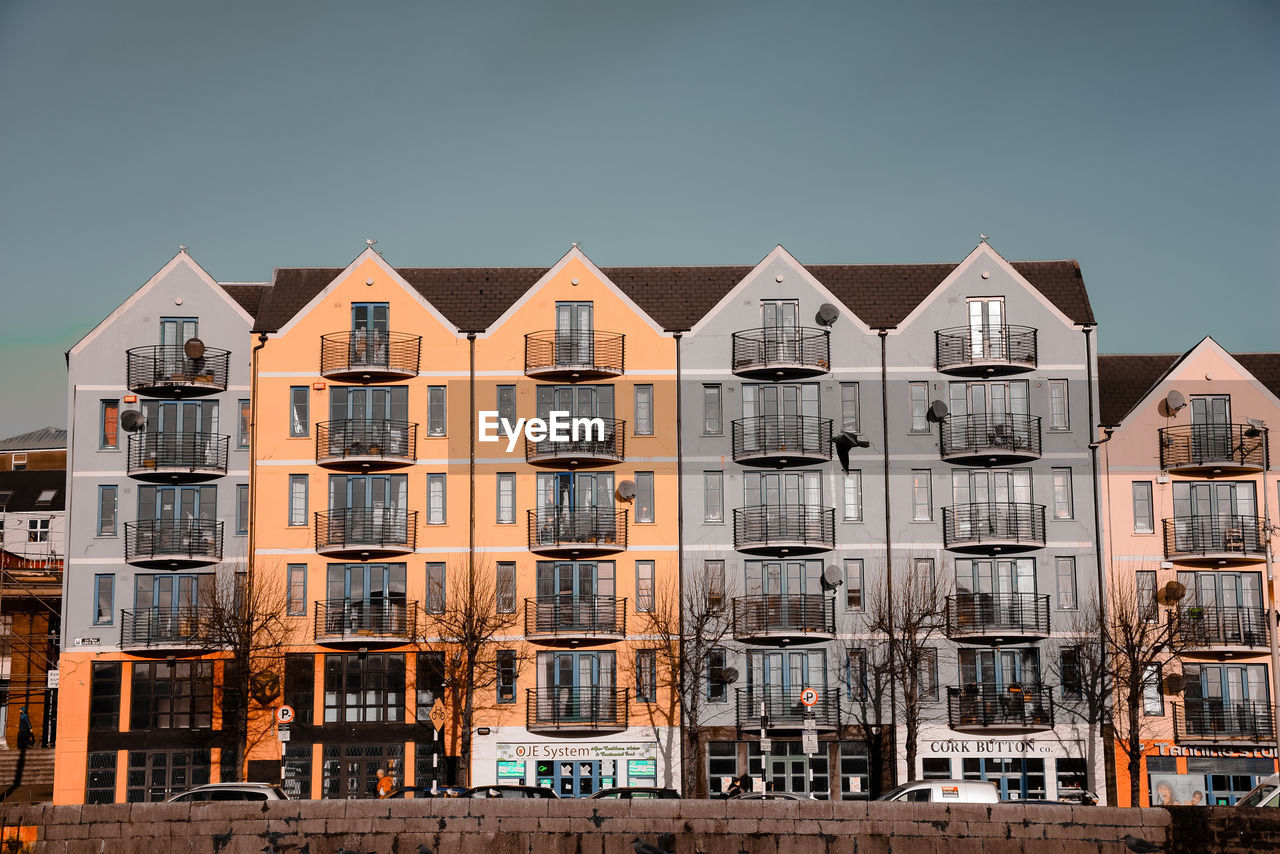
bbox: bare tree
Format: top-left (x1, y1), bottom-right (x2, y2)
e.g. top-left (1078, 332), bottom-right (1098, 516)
top-left (840, 640), bottom-right (894, 797)
top-left (1047, 604), bottom-right (1112, 801)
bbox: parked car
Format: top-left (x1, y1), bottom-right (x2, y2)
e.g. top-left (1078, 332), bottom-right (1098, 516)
top-left (588, 787), bottom-right (681, 799)
top-left (876, 779), bottom-right (999, 804)
top-left (166, 783), bottom-right (289, 802)
top-left (460, 784), bottom-right (560, 799)
top-left (1236, 774), bottom-right (1279, 808)
top-left (730, 791), bottom-right (808, 801)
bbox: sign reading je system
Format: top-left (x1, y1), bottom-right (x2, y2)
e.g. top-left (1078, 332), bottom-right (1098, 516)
top-left (496, 742), bottom-right (656, 761)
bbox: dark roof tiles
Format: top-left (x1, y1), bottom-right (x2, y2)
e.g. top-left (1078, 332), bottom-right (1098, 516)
top-left (1098, 351), bottom-right (1280, 426)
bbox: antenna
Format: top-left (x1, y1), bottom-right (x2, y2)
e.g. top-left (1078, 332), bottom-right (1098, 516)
top-left (120, 410), bottom-right (145, 432)
top-left (814, 303), bottom-right (839, 327)
top-left (616, 480), bottom-right (637, 501)
top-left (927, 400), bottom-right (949, 423)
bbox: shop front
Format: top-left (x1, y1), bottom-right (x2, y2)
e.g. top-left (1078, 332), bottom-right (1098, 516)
top-left (470, 728), bottom-right (677, 797)
top-left (1142, 743), bottom-right (1278, 806)
top-left (913, 729), bottom-right (1101, 802)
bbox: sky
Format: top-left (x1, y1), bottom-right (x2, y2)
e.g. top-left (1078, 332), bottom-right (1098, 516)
top-left (0, 0), bottom-right (1277, 437)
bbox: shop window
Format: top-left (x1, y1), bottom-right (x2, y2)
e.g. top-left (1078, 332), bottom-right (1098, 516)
top-left (707, 742), bottom-right (739, 796)
top-left (86, 752), bottom-right (117, 804)
top-left (922, 758), bottom-right (951, 780)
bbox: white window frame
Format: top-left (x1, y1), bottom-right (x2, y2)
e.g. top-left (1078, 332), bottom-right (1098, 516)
top-left (1052, 468), bottom-right (1073, 520)
top-left (1049, 379), bottom-right (1069, 431)
top-left (844, 471), bottom-right (863, 522)
top-left (427, 474), bottom-right (447, 524)
top-left (911, 469), bottom-right (932, 521)
top-left (496, 473), bottom-right (515, 524)
top-left (634, 385), bottom-right (654, 436)
top-left (288, 475), bottom-right (308, 526)
top-left (704, 471), bottom-right (724, 523)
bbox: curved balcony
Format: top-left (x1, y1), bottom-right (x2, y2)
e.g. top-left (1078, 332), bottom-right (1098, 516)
top-left (127, 432), bottom-right (229, 482)
top-left (945, 593), bottom-right (1051, 644)
top-left (1162, 516), bottom-right (1265, 565)
top-left (1172, 606), bottom-right (1270, 655)
top-left (313, 598), bottom-right (416, 645)
top-left (526, 687), bottom-right (628, 734)
top-left (1174, 700), bottom-right (1275, 746)
top-left (524, 330), bottom-right (625, 380)
top-left (319, 330), bottom-right (421, 382)
top-left (126, 344), bottom-right (230, 396)
top-left (314, 508), bottom-right (417, 559)
top-left (735, 687), bottom-right (840, 731)
top-left (523, 595), bottom-right (627, 643)
top-left (940, 414), bottom-right (1042, 465)
top-left (732, 594), bottom-right (835, 644)
top-left (935, 325), bottom-right (1037, 375)
top-left (527, 508), bottom-right (627, 556)
top-left (946, 684), bottom-right (1054, 732)
top-left (120, 607), bottom-right (217, 654)
top-left (1159, 424), bottom-right (1269, 476)
top-left (943, 503), bottom-right (1045, 554)
top-left (316, 419), bottom-right (417, 470)
top-left (731, 327), bottom-right (830, 379)
top-left (733, 505), bottom-right (835, 556)
top-left (525, 417), bottom-right (625, 467)
top-left (731, 415), bottom-right (833, 467)
top-left (124, 519), bottom-right (223, 569)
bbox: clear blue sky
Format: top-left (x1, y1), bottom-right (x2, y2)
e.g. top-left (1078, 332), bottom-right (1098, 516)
top-left (1, 0), bottom-right (1276, 437)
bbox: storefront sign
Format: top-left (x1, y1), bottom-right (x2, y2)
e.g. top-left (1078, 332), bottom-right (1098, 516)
top-left (927, 739), bottom-right (1063, 755)
top-left (497, 742), bottom-right (657, 761)
top-left (1153, 743), bottom-right (1276, 759)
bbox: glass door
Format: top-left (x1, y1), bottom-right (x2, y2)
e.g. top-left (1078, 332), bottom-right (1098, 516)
top-left (1190, 395), bottom-right (1232, 461)
top-left (967, 298), bottom-right (1004, 360)
top-left (761, 300), bottom-right (800, 363)
top-left (351, 303), bottom-right (389, 367)
top-left (555, 301), bottom-right (594, 366)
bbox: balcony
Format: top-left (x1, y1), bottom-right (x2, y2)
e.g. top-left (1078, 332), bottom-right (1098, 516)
top-left (313, 598), bottom-right (417, 645)
top-left (524, 330), bottom-right (625, 380)
top-left (314, 508), bottom-right (417, 559)
top-left (946, 683), bottom-right (1055, 732)
top-left (527, 508), bottom-right (627, 556)
top-left (733, 505), bottom-right (835, 556)
top-left (935, 325), bottom-right (1037, 375)
top-left (945, 593), bottom-right (1051, 644)
top-left (731, 328), bottom-right (830, 379)
top-left (126, 344), bottom-right (230, 396)
top-left (126, 432), bottom-right (229, 482)
top-left (124, 519), bottom-right (223, 569)
top-left (939, 414), bottom-right (1042, 466)
top-left (731, 415), bottom-right (833, 467)
top-left (120, 607), bottom-right (216, 653)
top-left (316, 419), bottom-right (417, 470)
top-left (525, 418), bottom-right (625, 467)
top-left (319, 330), bottom-right (421, 382)
top-left (1159, 424), bottom-right (1269, 476)
top-left (1173, 700), bottom-right (1275, 746)
top-left (943, 503), bottom-right (1046, 554)
top-left (1162, 516), bottom-right (1266, 565)
top-left (525, 687), bottom-right (628, 733)
top-left (1172, 606), bottom-right (1270, 654)
top-left (732, 595), bottom-right (835, 644)
top-left (523, 595), bottom-right (627, 643)
top-left (735, 686), bottom-right (840, 731)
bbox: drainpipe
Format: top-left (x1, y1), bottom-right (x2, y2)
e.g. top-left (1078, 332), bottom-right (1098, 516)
top-left (673, 331), bottom-right (686, 792)
top-left (468, 333), bottom-right (477, 583)
top-left (248, 330), bottom-right (267, 783)
top-left (1258, 425), bottom-right (1280, 763)
top-left (878, 328), bottom-right (896, 786)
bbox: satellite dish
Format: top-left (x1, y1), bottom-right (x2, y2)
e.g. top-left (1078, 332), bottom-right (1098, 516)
top-left (616, 480), bottom-right (637, 501)
top-left (1164, 580), bottom-right (1186, 603)
top-left (1162, 674), bottom-right (1186, 696)
top-left (120, 410), bottom-right (145, 432)
top-left (822, 564), bottom-right (844, 589)
top-left (720, 667), bottom-right (739, 685)
top-left (815, 303), bottom-right (839, 327)
top-left (1165, 390), bottom-right (1186, 413)
top-left (927, 400), bottom-right (949, 423)
top-left (184, 338), bottom-right (206, 359)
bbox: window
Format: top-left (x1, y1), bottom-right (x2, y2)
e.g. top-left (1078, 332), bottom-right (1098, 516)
top-left (427, 386), bottom-right (447, 436)
top-left (703, 385), bottom-right (722, 435)
top-left (844, 471), bottom-right (863, 521)
top-left (496, 562), bottom-right (516, 614)
top-left (845, 559), bottom-right (863, 610)
top-left (86, 752), bottom-right (117, 805)
top-left (636, 561), bottom-right (655, 613)
top-left (1049, 380), bottom-right (1069, 430)
top-left (841, 383), bottom-right (860, 433)
top-left (909, 382), bottom-right (929, 433)
top-left (89, 662), bottom-right (122, 732)
top-left (920, 648), bottom-right (939, 701)
top-left (289, 387), bottom-right (309, 437)
top-left (915, 557), bottom-right (936, 590)
top-left (922, 758), bottom-right (952, 780)
top-left (636, 472), bottom-right (655, 523)
top-left (634, 385), bottom-right (653, 435)
top-left (496, 473), bottom-right (515, 524)
top-left (845, 648), bottom-right (866, 701)
top-left (1060, 647), bottom-right (1082, 699)
top-left (236, 484), bottom-right (249, 534)
top-left (707, 649), bottom-right (728, 702)
top-left (1056, 557), bottom-right (1077, 610)
top-left (1052, 469), bottom-right (1073, 519)
top-left (94, 574), bottom-right (114, 625)
top-left (427, 474), bottom-right (446, 524)
top-left (288, 475), bottom-right (308, 526)
top-left (911, 470), bottom-right (932, 521)
top-left (497, 650), bottom-right (517, 703)
top-left (425, 563), bottom-right (446, 614)
top-left (1137, 570), bottom-right (1157, 623)
top-left (97, 485), bottom-right (118, 536)
top-left (1132, 482), bottom-right (1154, 534)
top-left (636, 649), bottom-right (657, 703)
top-left (130, 661), bottom-right (215, 730)
top-left (284, 654), bottom-right (315, 726)
top-left (704, 471), bottom-right (723, 523)
top-left (415, 652), bottom-right (446, 717)
top-left (12, 453), bottom-right (26, 471)
top-left (323, 653), bottom-right (406, 724)
top-left (28, 519), bottom-right (49, 542)
top-left (497, 385), bottom-right (516, 424)
top-left (287, 564), bottom-right (307, 616)
top-left (100, 400), bottom-right (119, 449)
top-left (706, 560), bottom-right (725, 610)
top-left (1142, 664), bottom-right (1164, 715)
top-left (236, 399), bottom-right (250, 448)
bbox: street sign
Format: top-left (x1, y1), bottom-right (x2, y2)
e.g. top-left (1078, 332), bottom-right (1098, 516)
top-left (275, 705), bottom-right (295, 724)
top-left (800, 688), bottom-right (819, 707)
top-left (430, 698), bottom-right (446, 729)
top-left (760, 738), bottom-right (772, 754)
top-left (803, 718), bottom-right (817, 733)
top-left (46, 669), bottom-right (60, 689)
top-left (803, 731), bottom-right (819, 755)
top-left (277, 725), bottom-right (291, 743)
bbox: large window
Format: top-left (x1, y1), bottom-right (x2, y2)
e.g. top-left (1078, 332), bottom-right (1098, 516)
top-left (634, 385), bottom-right (654, 435)
top-left (89, 662), bottom-right (122, 732)
top-left (636, 472), bottom-right (655, 523)
top-left (704, 471), bottom-right (723, 523)
top-left (100, 400), bottom-right (119, 449)
top-left (323, 653), bottom-right (405, 723)
top-left (130, 661), bottom-right (214, 730)
top-left (1132, 482), bottom-right (1154, 534)
top-left (97, 485), bottom-right (118, 536)
top-left (289, 386), bottom-right (309, 437)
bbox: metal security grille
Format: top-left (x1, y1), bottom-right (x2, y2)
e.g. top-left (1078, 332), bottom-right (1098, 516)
top-left (321, 743), bottom-right (404, 799)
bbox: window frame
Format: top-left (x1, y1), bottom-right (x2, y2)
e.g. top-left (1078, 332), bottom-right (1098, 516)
top-left (497, 650), bottom-right (517, 704)
top-left (1052, 468), bottom-right (1074, 520)
top-left (287, 564), bottom-right (307, 616)
top-left (911, 469), bottom-right (933, 521)
top-left (496, 562), bottom-right (516, 614)
top-left (97, 484), bottom-right (118, 536)
top-left (1132, 481), bottom-right (1154, 534)
top-left (704, 471), bottom-right (724, 523)
top-left (236, 484), bottom-right (249, 535)
top-left (844, 470), bottom-right (863, 521)
top-left (288, 475), bottom-right (308, 527)
top-left (909, 382), bottom-right (929, 433)
top-left (496, 385), bottom-right (516, 425)
top-left (636, 649), bottom-right (657, 703)
top-left (840, 382), bottom-right (860, 433)
top-left (635, 471), bottom-right (655, 523)
top-left (702, 384), bottom-right (723, 435)
top-left (289, 386), bottom-right (309, 438)
top-left (636, 561), bottom-right (655, 613)
top-left (634, 384), bottom-right (654, 436)
top-left (427, 386), bottom-right (447, 437)
top-left (707, 648), bottom-right (728, 703)
top-left (496, 473), bottom-right (515, 524)
top-left (845, 559), bottom-right (863, 611)
top-left (706, 560), bottom-right (725, 611)
top-left (427, 474), bottom-right (446, 525)
top-left (93, 574), bottom-right (115, 626)
top-left (100, 399), bottom-right (120, 449)
top-left (1142, 664), bottom-right (1164, 716)
top-left (1048, 379), bottom-right (1070, 431)
top-left (425, 563), bottom-right (446, 614)
top-left (1055, 557), bottom-right (1077, 610)
top-left (237, 399), bottom-right (251, 448)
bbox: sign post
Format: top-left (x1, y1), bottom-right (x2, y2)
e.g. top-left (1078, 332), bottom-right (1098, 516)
top-left (430, 698), bottom-right (446, 785)
top-left (800, 689), bottom-right (820, 795)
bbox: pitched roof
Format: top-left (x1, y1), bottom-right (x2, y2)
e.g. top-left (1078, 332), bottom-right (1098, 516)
top-left (222, 284), bottom-right (270, 318)
top-left (1098, 350), bottom-right (1280, 426)
top-left (0, 469), bottom-right (66, 512)
top-left (0, 427), bottom-right (67, 451)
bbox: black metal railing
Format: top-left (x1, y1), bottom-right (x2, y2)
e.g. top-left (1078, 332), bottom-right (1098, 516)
top-left (1172, 606), bottom-right (1270, 649)
top-left (1159, 423), bottom-right (1269, 471)
top-left (127, 432), bottom-right (230, 476)
top-left (525, 417), bottom-right (625, 463)
top-left (124, 519), bottom-right (223, 564)
top-left (735, 686), bottom-right (840, 729)
top-left (313, 598), bottom-right (416, 641)
top-left (946, 593), bottom-right (1051, 639)
top-left (733, 505), bottom-right (836, 552)
top-left (1162, 516), bottom-right (1265, 560)
top-left (527, 508), bottom-right (628, 551)
top-left (316, 419), bottom-right (417, 465)
top-left (732, 595), bottom-right (835, 639)
top-left (120, 607), bottom-right (214, 649)
top-left (943, 503), bottom-right (1046, 550)
top-left (935, 325), bottom-right (1038, 372)
top-left (947, 683), bottom-right (1054, 730)
top-left (524, 330), bottom-right (625, 376)
top-left (524, 595), bottom-right (627, 637)
top-left (940, 414), bottom-right (1042, 460)
top-left (319, 330), bottom-right (421, 377)
top-left (731, 327), bottom-right (830, 375)
top-left (731, 415), bottom-right (833, 462)
top-left (126, 344), bottom-right (231, 393)
top-left (526, 687), bottom-right (628, 731)
top-left (314, 508), bottom-right (417, 552)
top-left (1174, 700), bottom-right (1275, 743)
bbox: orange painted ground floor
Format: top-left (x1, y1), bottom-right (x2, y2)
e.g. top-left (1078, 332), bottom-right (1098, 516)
top-left (1114, 740), bottom-right (1279, 807)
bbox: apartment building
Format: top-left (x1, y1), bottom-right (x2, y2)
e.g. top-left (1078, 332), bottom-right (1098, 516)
top-left (1099, 339), bottom-right (1280, 806)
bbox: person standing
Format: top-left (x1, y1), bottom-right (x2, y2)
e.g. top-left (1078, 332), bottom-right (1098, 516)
top-left (375, 767), bottom-right (394, 798)
top-left (17, 707), bottom-right (33, 749)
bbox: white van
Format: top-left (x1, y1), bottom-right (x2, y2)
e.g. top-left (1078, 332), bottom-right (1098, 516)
top-left (876, 779), bottom-right (1000, 803)
top-left (1236, 774), bottom-right (1279, 808)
